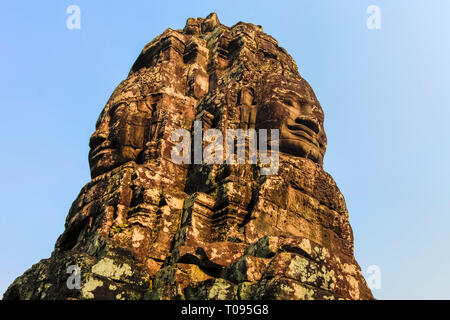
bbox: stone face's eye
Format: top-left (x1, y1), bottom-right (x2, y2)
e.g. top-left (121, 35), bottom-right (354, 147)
top-left (283, 98), bottom-right (294, 107)
top-left (108, 104), bottom-right (126, 126)
top-left (109, 103), bottom-right (127, 117)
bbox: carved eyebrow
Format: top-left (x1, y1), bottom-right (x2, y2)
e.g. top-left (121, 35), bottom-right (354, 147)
top-left (283, 90), bottom-right (307, 102)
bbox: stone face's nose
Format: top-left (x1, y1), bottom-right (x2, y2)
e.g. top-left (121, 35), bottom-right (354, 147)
top-left (89, 130), bottom-right (108, 150)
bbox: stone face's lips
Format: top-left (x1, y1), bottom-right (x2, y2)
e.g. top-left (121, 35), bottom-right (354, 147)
top-left (89, 134), bottom-right (109, 158)
top-left (294, 117), bottom-right (320, 134)
top-left (283, 133), bottom-right (317, 147)
top-left (88, 143), bottom-right (116, 166)
top-left (89, 146), bottom-right (111, 159)
top-left (3, 12), bottom-right (373, 301)
top-left (286, 120), bottom-right (320, 147)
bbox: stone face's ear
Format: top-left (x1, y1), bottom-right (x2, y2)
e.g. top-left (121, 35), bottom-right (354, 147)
top-left (202, 12), bottom-right (220, 33)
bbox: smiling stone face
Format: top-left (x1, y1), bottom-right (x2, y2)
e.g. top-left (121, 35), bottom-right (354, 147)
top-left (88, 100), bottom-right (153, 178)
top-left (256, 76), bottom-right (327, 165)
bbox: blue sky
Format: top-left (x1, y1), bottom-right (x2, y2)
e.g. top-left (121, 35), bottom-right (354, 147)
top-left (1, 0), bottom-right (449, 299)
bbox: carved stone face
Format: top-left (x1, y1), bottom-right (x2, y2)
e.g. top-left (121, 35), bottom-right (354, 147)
top-left (256, 79), bottom-right (327, 164)
top-left (88, 102), bottom-right (152, 178)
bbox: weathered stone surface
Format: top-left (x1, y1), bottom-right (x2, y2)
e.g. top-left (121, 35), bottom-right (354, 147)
top-left (3, 13), bottom-right (373, 300)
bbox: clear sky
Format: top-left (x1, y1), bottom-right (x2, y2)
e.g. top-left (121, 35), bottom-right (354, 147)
top-left (1, 0), bottom-right (449, 299)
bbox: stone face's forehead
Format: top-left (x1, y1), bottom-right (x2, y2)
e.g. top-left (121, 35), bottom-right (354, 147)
top-left (259, 71), bottom-right (314, 95)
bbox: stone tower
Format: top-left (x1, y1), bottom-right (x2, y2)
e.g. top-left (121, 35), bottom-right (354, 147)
top-left (4, 13), bottom-right (373, 300)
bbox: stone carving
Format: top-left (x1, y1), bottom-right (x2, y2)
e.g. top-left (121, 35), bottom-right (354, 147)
top-left (3, 13), bottom-right (373, 300)
top-left (255, 74), bottom-right (327, 165)
top-left (239, 87), bottom-right (257, 130)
